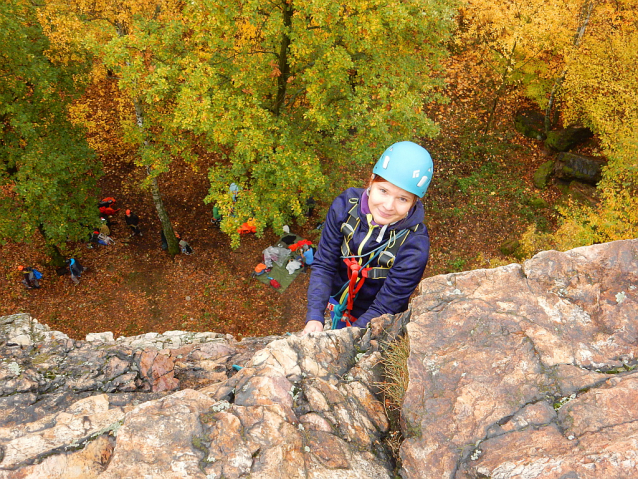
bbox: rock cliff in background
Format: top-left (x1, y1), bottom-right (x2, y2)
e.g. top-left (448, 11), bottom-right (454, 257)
top-left (401, 238), bottom-right (638, 478)
top-left (544, 125), bottom-right (594, 152)
top-left (553, 152), bottom-right (607, 185)
top-left (1, 239), bottom-right (637, 478)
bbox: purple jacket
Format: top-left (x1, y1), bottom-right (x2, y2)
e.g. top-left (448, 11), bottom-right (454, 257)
top-left (306, 187), bottom-right (430, 328)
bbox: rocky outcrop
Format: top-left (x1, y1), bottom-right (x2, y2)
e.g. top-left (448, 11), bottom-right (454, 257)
top-left (544, 125), bottom-right (594, 152)
top-left (0, 314), bottom-right (272, 429)
top-left (401, 238), bottom-right (638, 478)
top-left (553, 152), bottom-right (607, 185)
top-left (1, 239), bottom-right (637, 478)
top-left (532, 160), bottom-right (555, 189)
top-left (514, 108), bottom-right (546, 140)
top-left (0, 311), bottom-right (403, 478)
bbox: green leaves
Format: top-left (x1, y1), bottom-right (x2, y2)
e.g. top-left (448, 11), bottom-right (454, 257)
top-left (31, 0), bottom-right (454, 249)
top-left (175, 0), bottom-right (452, 245)
top-left (0, 0), bottom-right (100, 249)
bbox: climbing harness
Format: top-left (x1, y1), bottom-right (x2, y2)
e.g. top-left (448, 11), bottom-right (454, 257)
top-left (328, 198), bottom-right (420, 329)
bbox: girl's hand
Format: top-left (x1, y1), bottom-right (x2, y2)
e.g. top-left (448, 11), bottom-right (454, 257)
top-left (302, 320), bottom-right (324, 335)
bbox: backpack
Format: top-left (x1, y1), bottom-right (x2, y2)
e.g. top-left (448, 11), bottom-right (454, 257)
top-left (254, 263), bottom-right (268, 274)
top-left (180, 242), bottom-right (193, 255)
top-left (32, 268), bottom-right (43, 280)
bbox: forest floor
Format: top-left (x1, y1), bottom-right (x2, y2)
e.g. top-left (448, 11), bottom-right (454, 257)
top-left (0, 60), bottom-right (570, 341)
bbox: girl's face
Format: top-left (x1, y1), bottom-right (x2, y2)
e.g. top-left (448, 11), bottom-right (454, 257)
top-left (367, 179), bottom-right (416, 225)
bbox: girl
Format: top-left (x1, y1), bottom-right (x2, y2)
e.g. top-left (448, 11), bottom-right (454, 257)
top-left (303, 141), bottom-right (432, 333)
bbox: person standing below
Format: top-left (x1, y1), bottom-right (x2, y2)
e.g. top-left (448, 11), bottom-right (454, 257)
top-left (99, 217), bottom-right (110, 236)
top-left (229, 183), bottom-right (240, 203)
top-left (66, 258), bottom-right (84, 285)
top-left (125, 209), bottom-right (142, 237)
top-left (305, 196), bottom-right (316, 218)
top-left (303, 141), bottom-right (433, 334)
top-left (98, 197), bottom-right (120, 216)
top-left (302, 245), bottom-right (314, 273)
top-left (98, 218), bottom-right (114, 245)
top-left (176, 234), bottom-right (194, 255)
top-left (18, 265), bottom-right (42, 289)
top-left (211, 205), bottom-right (222, 227)
top-left (96, 218), bottom-right (115, 245)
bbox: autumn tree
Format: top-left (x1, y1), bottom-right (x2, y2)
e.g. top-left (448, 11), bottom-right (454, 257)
top-left (0, 0), bottom-right (100, 265)
top-left (39, 0), bottom-right (188, 255)
top-left (543, 0), bottom-right (597, 132)
top-left (475, 0), bottom-right (638, 254)
top-left (456, 0), bottom-right (586, 133)
top-left (543, 0), bottom-right (638, 248)
top-left (172, 0), bottom-right (455, 246)
top-left (40, 0), bottom-right (454, 248)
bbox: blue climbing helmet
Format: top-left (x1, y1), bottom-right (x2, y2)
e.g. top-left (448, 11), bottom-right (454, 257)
top-left (372, 141), bottom-right (434, 198)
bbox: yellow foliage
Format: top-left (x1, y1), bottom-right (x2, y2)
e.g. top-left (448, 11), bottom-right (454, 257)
top-left (493, 0), bottom-right (638, 254)
top-left (563, 3), bottom-right (638, 144)
top-left (475, 252), bottom-right (515, 269)
top-left (457, 0), bottom-right (579, 71)
top-left (522, 138), bottom-right (638, 254)
top-left (518, 224), bottom-right (556, 260)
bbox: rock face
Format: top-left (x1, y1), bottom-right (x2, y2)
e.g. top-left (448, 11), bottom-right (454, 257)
top-left (553, 152), bottom-right (607, 185)
top-left (401, 238), bottom-right (638, 478)
top-left (532, 160), bottom-right (555, 189)
top-left (2, 239), bottom-right (637, 479)
top-left (544, 125), bottom-right (594, 152)
top-left (0, 311), bottom-right (400, 478)
top-left (514, 108), bottom-right (546, 140)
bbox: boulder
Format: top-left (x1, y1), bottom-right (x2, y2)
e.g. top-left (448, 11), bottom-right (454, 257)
top-left (527, 196), bottom-right (549, 209)
top-left (401, 238), bottom-right (638, 479)
top-left (555, 180), bottom-right (601, 211)
top-left (533, 160), bottom-right (555, 189)
top-left (545, 125), bottom-right (594, 152)
top-left (553, 151), bottom-right (607, 185)
top-left (514, 107), bottom-right (546, 140)
top-left (499, 238), bottom-right (520, 256)
top-left (567, 180), bottom-right (600, 206)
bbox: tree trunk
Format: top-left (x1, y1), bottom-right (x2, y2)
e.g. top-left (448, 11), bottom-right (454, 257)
top-left (148, 167), bottom-right (180, 255)
top-left (133, 100), bottom-right (179, 256)
top-left (483, 41), bottom-right (517, 135)
top-left (544, 0), bottom-right (597, 133)
top-left (273, 0), bottom-right (293, 116)
top-left (37, 224), bottom-right (66, 267)
top-left (120, 17), bottom-right (179, 257)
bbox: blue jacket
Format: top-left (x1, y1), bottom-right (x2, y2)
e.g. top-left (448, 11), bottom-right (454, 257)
top-left (68, 258), bottom-right (83, 277)
top-left (306, 187), bottom-right (430, 328)
top-left (303, 248), bottom-right (314, 265)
